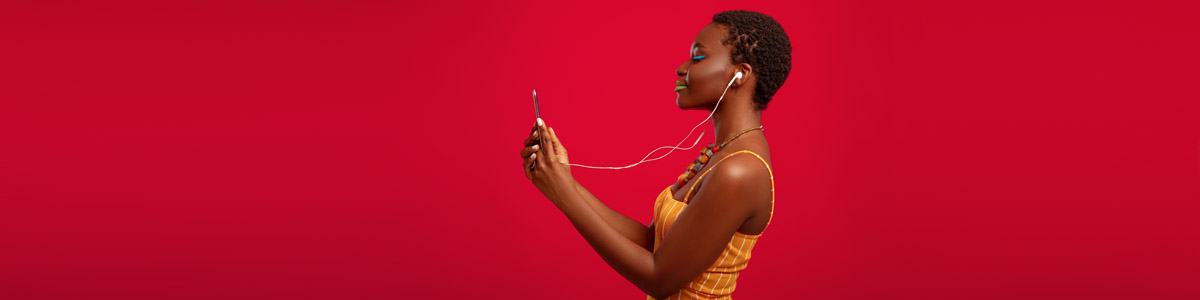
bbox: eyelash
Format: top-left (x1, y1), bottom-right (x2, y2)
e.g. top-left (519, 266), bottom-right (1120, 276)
top-left (691, 55), bottom-right (706, 63)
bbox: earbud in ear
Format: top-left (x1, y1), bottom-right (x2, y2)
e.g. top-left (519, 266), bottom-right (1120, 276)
top-left (734, 71), bottom-right (744, 80)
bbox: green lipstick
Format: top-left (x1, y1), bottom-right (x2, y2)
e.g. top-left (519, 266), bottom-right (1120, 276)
top-left (675, 80), bottom-right (687, 92)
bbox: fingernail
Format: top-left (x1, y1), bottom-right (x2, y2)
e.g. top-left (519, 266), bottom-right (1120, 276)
top-left (530, 153), bottom-right (536, 159)
top-left (537, 117), bottom-right (544, 127)
top-left (532, 145), bottom-right (539, 150)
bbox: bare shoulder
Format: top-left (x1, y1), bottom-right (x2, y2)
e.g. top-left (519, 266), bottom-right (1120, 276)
top-left (711, 152), bottom-right (771, 191)
top-left (698, 150), bottom-right (773, 234)
top-left (694, 151), bottom-right (773, 208)
top-left (709, 143), bottom-right (770, 176)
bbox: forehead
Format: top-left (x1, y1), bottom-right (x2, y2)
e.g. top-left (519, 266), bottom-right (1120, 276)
top-left (692, 23), bottom-right (727, 51)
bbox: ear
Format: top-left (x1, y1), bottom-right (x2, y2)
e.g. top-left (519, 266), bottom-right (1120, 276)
top-left (733, 63), bottom-right (753, 88)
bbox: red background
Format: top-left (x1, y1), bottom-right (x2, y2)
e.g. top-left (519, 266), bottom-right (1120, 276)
top-left (2, 0), bottom-right (1198, 299)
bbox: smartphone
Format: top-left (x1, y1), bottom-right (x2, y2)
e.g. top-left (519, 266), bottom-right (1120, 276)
top-left (532, 89), bottom-right (541, 121)
top-left (530, 89), bottom-right (541, 170)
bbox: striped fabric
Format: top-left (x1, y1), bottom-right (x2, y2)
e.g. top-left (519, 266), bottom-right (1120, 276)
top-left (646, 150), bottom-right (775, 300)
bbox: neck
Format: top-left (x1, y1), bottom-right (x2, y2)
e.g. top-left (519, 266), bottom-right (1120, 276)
top-left (710, 101), bottom-right (762, 147)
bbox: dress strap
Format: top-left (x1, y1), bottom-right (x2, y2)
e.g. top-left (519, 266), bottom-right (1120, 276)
top-left (682, 150), bottom-right (774, 203)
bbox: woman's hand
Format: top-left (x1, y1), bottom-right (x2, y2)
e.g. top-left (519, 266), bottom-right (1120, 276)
top-left (520, 118), bottom-right (574, 205)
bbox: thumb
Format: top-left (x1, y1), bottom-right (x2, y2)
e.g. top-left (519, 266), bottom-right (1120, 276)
top-left (549, 127), bottom-right (568, 164)
top-left (549, 127), bottom-right (563, 149)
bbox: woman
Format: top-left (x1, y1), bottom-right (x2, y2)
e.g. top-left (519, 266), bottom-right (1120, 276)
top-left (519, 10), bottom-right (791, 299)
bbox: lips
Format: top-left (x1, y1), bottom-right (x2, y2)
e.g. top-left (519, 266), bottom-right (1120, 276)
top-left (675, 80), bottom-right (688, 92)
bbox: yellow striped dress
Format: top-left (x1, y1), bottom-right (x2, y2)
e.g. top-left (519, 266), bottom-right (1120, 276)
top-left (647, 150), bottom-right (775, 300)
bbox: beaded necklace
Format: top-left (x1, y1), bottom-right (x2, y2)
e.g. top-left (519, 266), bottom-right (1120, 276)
top-left (676, 125), bottom-right (764, 186)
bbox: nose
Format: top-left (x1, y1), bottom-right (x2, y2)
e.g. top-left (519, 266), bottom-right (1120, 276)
top-left (676, 60), bottom-right (689, 77)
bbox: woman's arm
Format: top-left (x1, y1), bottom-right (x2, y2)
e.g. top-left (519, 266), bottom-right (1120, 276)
top-left (526, 123), bottom-right (764, 298)
top-left (573, 180), bottom-right (655, 251)
top-left (548, 156), bottom-right (767, 299)
top-left (523, 123), bottom-right (653, 250)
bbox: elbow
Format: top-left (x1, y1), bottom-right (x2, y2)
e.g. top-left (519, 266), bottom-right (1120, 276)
top-left (643, 283), bottom-right (682, 300)
top-left (635, 259), bottom-right (684, 299)
top-left (648, 291), bottom-right (674, 300)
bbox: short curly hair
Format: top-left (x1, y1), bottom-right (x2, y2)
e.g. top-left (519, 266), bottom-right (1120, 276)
top-left (712, 10), bottom-right (792, 110)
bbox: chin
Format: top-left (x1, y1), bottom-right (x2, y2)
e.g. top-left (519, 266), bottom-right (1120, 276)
top-left (675, 93), bottom-right (696, 110)
top-left (675, 96), bottom-right (707, 110)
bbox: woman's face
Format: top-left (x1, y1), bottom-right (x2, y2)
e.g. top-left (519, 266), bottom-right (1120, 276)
top-left (675, 23), bottom-right (737, 110)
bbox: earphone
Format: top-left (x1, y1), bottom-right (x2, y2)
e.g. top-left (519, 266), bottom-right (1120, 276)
top-left (567, 70), bottom-right (744, 169)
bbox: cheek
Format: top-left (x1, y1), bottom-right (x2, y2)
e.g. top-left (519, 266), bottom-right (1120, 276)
top-left (690, 64), bottom-right (729, 93)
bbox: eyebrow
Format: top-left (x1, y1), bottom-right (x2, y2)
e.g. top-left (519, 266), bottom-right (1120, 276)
top-left (692, 42), bottom-right (706, 49)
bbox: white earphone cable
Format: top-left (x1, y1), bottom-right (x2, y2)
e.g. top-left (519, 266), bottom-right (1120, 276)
top-left (567, 74), bottom-right (739, 170)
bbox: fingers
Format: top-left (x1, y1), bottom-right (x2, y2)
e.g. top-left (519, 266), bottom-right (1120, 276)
top-left (524, 152), bottom-right (536, 179)
top-left (522, 118), bottom-right (558, 178)
top-left (536, 119), bottom-right (556, 161)
top-left (520, 139), bottom-right (540, 177)
top-left (521, 119), bottom-right (544, 179)
top-left (524, 126), bottom-right (540, 147)
top-left (520, 144), bottom-right (540, 159)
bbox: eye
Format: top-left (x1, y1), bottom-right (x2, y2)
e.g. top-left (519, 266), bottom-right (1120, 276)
top-left (691, 55), bottom-right (706, 63)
